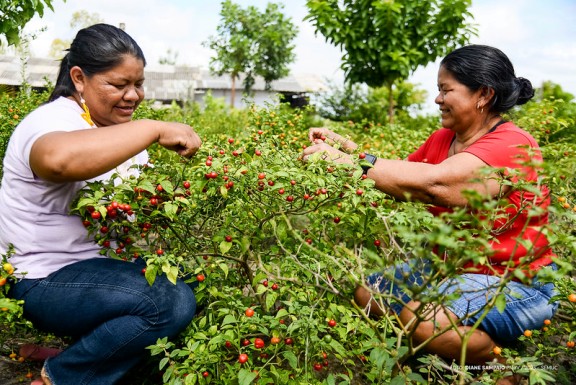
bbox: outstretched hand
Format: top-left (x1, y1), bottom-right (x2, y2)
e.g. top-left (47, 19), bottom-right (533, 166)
top-left (302, 127), bottom-right (355, 165)
top-left (301, 141), bottom-right (353, 164)
top-left (308, 127), bottom-right (358, 153)
top-left (157, 122), bottom-right (202, 158)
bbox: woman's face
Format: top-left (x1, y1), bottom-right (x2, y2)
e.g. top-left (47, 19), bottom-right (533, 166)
top-left (77, 55), bottom-right (145, 127)
top-left (435, 65), bottom-right (482, 132)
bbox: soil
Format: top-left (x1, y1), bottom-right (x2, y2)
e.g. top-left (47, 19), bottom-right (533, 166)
top-left (0, 336), bottom-right (154, 385)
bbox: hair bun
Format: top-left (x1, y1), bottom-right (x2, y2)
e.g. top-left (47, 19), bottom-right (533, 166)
top-left (516, 77), bottom-right (534, 105)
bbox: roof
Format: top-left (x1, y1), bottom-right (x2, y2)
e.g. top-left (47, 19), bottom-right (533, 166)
top-left (0, 55), bottom-right (327, 101)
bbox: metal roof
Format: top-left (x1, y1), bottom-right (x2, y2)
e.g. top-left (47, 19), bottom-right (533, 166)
top-left (0, 55), bottom-right (327, 101)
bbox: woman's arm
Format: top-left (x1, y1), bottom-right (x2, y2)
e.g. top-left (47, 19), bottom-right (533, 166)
top-left (366, 152), bottom-right (507, 206)
top-left (30, 119), bottom-right (201, 182)
top-left (302, 141), bottom-right (507, 207)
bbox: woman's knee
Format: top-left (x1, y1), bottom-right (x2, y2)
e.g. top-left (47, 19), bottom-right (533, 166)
top-left (354, 286), bottom-right (371, 308)
top-left (162, 280), bottom-right (196, 331)
top-left (354, 285), bottom-right (386, 316)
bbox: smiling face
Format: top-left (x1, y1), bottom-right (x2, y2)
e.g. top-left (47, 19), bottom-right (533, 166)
top-left (71, 55), bottom-right (145, 127)
top-left (435, 65), bottom-right (483, 133)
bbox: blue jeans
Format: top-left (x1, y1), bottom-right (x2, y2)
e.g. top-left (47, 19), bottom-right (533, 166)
top-left (367, 260), bottom-right (558, 343)
top-left (9, 258), bottom-right (197, 385)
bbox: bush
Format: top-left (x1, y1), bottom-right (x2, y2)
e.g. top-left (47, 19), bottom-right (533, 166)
top-left (1, 90), bottom-right (576, 384)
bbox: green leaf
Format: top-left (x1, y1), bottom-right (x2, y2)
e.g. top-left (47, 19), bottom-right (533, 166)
top-left (238, 368), bottom-right (258, 385)
top-left (219, 240), bottom-right (232, 254)
top-left (495, 293), bottom-right (507, 313)
top-left (218, 262), bottom-right (229, 278)
top-left (390, 375), bottom-right (408, 385)
top-left (265, 290), bottom-right (278, 311)
top-left (138, 180), bottom-right (156, 194)
top-left (163, 202), bottom-right (179, 219)
top-left (159, 179), bottom-right (174, 195)
top-left (159, 357), bottom-right (169, 370)
top-left (221, 314), bottom-right (237, 326)
top-left (167, 266), bottom-right (179, 285)
top-left (369, 346), bottom-right (389, 370)
top-left (145, 265), bottom-right (157, 286)
top-left (282, 350), bottom-right (298, 370)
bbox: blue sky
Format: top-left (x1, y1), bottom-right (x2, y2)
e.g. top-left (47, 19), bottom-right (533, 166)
top-left (21, 0), bottom-right (576, 111)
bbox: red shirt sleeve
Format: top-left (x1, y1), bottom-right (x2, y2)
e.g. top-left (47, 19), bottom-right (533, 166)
top-left (463, 122), bottom-right (542, 182)
top-left (407, 128), bottom-right (453, 164)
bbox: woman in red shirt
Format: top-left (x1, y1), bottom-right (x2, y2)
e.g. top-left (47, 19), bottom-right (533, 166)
top-left (302, 45), bottom-right (557, 376)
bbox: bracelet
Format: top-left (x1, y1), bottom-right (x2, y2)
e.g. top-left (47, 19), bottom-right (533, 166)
top-left (360, 153), bottom-right (377, 175)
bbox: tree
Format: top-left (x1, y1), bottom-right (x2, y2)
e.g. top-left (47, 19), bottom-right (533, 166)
top-left (159, 48), bottom-right (179, 66)
top-left (204, 0), bottom-right (298, 108)
top-left (305, 0), bottom-right (476, 123)
top-left (315, 80), bottom-right (426, 124)
top-left (48, 10), bottom-right (104, 59)
top-left (0, 0), bottom-right (64, 46)
top-left (536, 81), bottom-right (575, 103)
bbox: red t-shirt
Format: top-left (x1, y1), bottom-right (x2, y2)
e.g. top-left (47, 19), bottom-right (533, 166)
top-left (407, 122), bottom-right (554, 276)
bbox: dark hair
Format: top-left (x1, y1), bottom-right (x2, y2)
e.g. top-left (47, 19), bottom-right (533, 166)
top-left (440, 44), bottom-right (534, 113)
top-left (49, 23), bottom-right (146, 102)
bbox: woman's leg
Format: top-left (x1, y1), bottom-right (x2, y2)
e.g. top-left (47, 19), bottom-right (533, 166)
top-left (356, 264), bottom-right (557, 364)
top-left (398, 301), bottom-right (498, 364)
top-left (10, 258), bottom-right (196, 385)
top-left (355, 258), bottom-right (433, 316)
top-left (398, 270), bottom-right (558, 364)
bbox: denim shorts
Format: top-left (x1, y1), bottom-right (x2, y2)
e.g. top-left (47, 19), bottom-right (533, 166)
top-left (366, 260), bottom-right (558, 343)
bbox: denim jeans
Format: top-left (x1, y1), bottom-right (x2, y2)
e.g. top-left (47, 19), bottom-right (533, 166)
top-left (367, 260), bottom-right (558, 343)
top-left (9, 258), bottom-right (197, 385)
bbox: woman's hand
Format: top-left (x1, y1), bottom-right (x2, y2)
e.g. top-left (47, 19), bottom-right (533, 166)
top-left (157, 122), bottom-right (202, 158)
top-left (301, 141), bottom-right (353, 165)
top-left (308, 127), bottom-right (358, 153)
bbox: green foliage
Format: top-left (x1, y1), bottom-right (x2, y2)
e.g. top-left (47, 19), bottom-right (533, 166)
top-left (305, 0), bottom-right (476, 122)
top-left (0, 88), bottom-right (50, 178)
top-left (1, 90), bottom-right (576, 384)
top-left (507, 96), bottom-right (576, 144)
top-left (304, 0), bottom-right (476, 88)
top-left (314, 80), bottom-right (428, 124)
top-left (0, 0), bottom-right (63, 46)
top-left (204, 0), bottom-right (298, 106)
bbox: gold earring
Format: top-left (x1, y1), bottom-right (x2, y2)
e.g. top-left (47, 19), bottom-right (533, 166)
top-left (80, 95), bottom-right (94, 126)
top-left (477, 103), bottom-right (484, 114)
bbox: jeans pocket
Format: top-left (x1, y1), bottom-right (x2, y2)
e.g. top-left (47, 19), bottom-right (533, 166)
top-left (8, 278), bottom-right (42, 300)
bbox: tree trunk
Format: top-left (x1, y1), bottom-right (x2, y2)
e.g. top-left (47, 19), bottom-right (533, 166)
top-left (387, 83), bottom-right (394, 124)
top-left (230, 75), bottom-right (236, 109)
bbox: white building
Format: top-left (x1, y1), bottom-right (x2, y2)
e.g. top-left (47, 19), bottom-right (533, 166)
top-left (0, 55), bottom-right (327, 108)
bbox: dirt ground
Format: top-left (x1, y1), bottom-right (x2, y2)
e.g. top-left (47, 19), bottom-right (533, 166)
top-left (0, 337), bottom-right (154, 385)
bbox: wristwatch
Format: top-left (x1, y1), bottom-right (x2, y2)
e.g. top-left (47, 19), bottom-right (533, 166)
top-left (360, 153), bottom-right (377, 175)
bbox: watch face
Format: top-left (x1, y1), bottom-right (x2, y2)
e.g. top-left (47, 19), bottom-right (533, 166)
top-left (365, 154), bottom-right (377, 165)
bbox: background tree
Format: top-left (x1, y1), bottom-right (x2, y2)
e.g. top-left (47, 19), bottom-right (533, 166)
top-left (305, 0), bottom-right (476, 123)
top-left (159, 48), bottom-right (180, 66)
top-left (0, 0), bottom-right (63, 46)
top-left (527, 81), bottom-right (576, 141)
top-left (204, 0), bottom-right (298, 108)
top-left (536, 81), bottom-right (575, 103)
top-left (48, 10), bottom-right (104, 59)
top-left (315, 80), bottom-right (427, 125)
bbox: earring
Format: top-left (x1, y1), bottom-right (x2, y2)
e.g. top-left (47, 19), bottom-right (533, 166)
top-left (79, 95), bottom-right (94, 126)
top-left (476, 102), bottom-right (484, 114)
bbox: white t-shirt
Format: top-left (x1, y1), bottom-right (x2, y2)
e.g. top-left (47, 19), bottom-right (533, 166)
top-left (0, 97), bottom-right (148, 279)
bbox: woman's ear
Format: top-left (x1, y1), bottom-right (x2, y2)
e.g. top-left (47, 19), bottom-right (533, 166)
top-left (479, 86), bottom-right (496, 108)
top-left (69, 66), bottom-right (85, 95)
